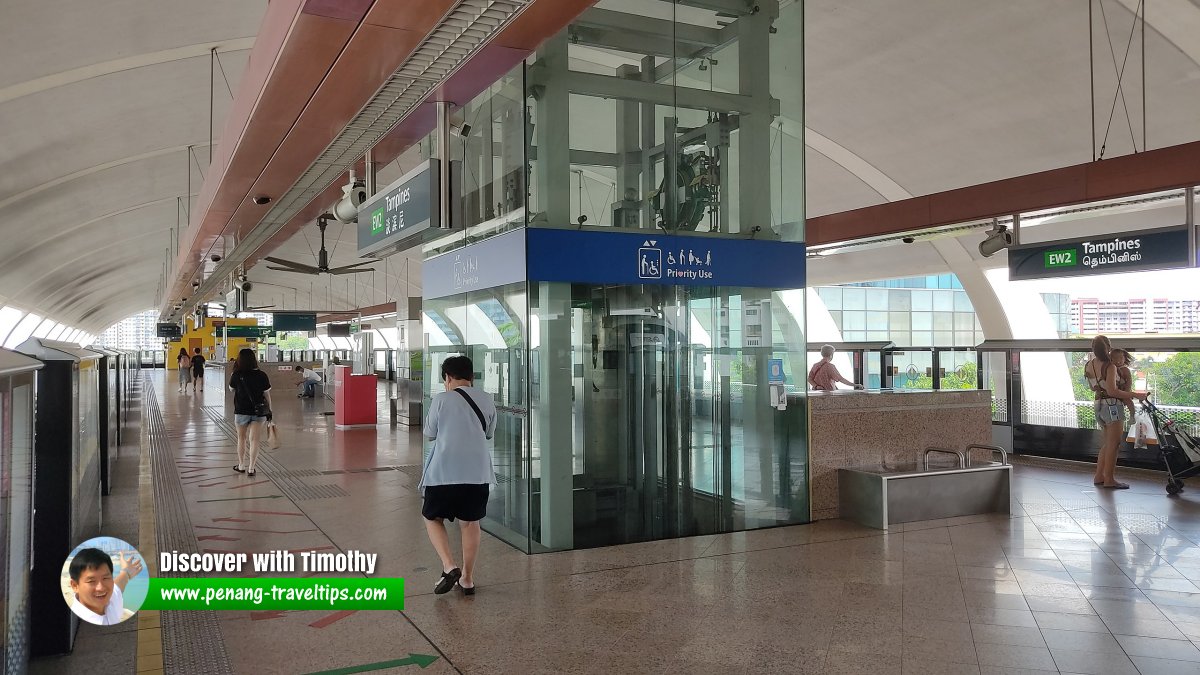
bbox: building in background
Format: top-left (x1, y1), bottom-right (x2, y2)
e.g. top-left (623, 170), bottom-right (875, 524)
top-left (815, 274), bottom-right (984, 348)
top-left (1069, 298), bottom-right (1200, 335)
top-left (95, 309), bottom-right (159, 350)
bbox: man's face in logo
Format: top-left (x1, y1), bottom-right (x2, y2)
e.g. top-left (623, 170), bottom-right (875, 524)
top-left (71, 564), bottom-right (114, 614)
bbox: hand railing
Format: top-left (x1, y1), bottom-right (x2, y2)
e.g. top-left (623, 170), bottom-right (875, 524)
top-left (922, 447), bottom-right (966, 470)
top-left (966, 443), bottom-right (1008, 466)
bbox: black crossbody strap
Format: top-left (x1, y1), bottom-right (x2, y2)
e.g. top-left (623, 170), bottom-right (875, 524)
top-left (454, 388), bottom-right (487, 433)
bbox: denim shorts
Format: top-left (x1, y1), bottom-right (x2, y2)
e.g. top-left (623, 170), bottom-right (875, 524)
top-left (234, 414), bottom-right (267, 426)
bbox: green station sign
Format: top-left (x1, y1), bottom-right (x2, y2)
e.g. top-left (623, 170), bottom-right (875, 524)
top-left (357, 160), bottom-right (438, 257)
top-left (1008, 225), bottom-right (1192, 281)
top-left (218, 326), bottom-right (276, 339)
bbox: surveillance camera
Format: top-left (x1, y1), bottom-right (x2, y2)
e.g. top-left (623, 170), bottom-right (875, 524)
top-left (978, 226), bottom-right (1014, 258)
top-left (331, 180), bottom-right (368, 223)
top-left (211, 254), bottom-right (222, 263)
top-left (253, 195), bottom-right (272, 205)
top-left (239, 281), bottom-right (253, 293)
top-left (902, 236), bottom-right (916, 244)
top-left (191, 280), bottom-right (200, 288)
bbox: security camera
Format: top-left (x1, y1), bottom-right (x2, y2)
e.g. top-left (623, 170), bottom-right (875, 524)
top-left (191, 280), bottom-right (200, 288)
top-left (253, 195), bottom-right (272, 205)
top-left (239, 281), bottom-right (253, 293)
top-left (902, 236), bottom-right (916, 244)
top-left (978, 223), bottom-right (1014, 258)
top-left (211, 254), bottom-right (222, 263)
top-left (331, 179), bottom-right (368, 223)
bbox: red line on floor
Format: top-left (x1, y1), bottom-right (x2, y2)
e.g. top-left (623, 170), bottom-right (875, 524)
top-left (250, 610), bottom-right (288, 621)
top-left (228, 480), bottom-right (271, 489)
top-left (196, 535), bottom-right (240, 542)
top-left (291, 546), bottom-right (336, 554)
top-left (241, 510), bottom-right (306, 517)
top-left (309, 610), bottom-right (357, 629)
top-left (212, 517), bottom-right (252, 523)
top-left (197, 481), bottom-right (227, 487)
top-left (195, 525), bottom-right (318, 534)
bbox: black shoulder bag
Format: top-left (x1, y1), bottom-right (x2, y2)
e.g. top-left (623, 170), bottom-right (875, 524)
top-left (453, 388), bottom-right (487, 433)
top-left (235, 372), bottom-right (271, 417)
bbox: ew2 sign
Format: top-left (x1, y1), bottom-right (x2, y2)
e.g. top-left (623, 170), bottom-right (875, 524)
top-left (1008, 226), bottom-right (1192, 281)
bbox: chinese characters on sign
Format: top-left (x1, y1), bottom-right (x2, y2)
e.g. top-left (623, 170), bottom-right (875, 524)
top-left (1008, 226), bottom-right (1190, 281)
top-left (357, 160), bottom-right (438, 257)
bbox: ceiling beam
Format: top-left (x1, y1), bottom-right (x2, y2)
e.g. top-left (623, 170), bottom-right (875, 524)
top-left (807, 140), bottom-right (1200, 247)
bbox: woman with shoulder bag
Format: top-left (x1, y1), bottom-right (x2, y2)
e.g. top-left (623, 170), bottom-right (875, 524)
top-left (1085, 336), bottom-right (1148, 489)
top-left (176, 348), bottom-right (193, 394)
top-left (228, 348), bottom-right (273, 476)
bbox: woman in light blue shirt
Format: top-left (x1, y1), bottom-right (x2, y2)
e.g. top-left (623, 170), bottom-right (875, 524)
top-left (421, 356), bottom-right (496, 596)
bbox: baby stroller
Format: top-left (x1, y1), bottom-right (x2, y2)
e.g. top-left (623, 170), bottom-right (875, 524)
top-left (1139, 399), bottom-right (1200, 495)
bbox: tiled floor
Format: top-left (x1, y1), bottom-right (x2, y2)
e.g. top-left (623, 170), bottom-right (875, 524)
top-left (51, 371), bottom-right (1200, 674)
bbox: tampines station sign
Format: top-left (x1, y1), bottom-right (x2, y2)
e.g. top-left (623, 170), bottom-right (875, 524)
top-left (356, 160), bottom-right (439, 257)
top-left (1007, 225), bottom-right (1192, 281)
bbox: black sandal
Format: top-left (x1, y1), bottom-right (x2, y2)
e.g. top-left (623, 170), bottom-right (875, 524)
top-left (233, 465), bottom-right (246, 473)
top-left (247, 469), bottom-right (256, 477)
top-left (458, 582), bottom-right (476, 596)
top-left (434, 568), bottom-right (462, 594)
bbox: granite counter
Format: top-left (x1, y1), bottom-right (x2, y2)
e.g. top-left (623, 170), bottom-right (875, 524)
top-left (808, 389), bottom-right (993, 520)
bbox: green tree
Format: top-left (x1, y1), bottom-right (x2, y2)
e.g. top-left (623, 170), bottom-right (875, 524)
top-left (276, 334), bottom-right (309, 350)
top-left (1153, 352), bottom-right (1200, 406)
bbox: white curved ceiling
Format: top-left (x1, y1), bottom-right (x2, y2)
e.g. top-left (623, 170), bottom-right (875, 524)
top-left (0, 0), bottom-right (265, 333)
top-left (2, 0), bottom-right (1200, 336)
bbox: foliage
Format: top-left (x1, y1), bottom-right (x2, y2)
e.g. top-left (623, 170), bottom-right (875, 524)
top-left (1067, 352), bottom-right (1200, 407)
top-left (276, 334), bottom-right (309, 350)
top-left (1153, 352), bottom-right (1200, 407)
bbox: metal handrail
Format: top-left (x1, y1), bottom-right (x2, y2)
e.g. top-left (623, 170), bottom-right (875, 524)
top-left (922, 447), bottom-right (966, 470)
top-left (966, 443), bottom-right (1009, 466)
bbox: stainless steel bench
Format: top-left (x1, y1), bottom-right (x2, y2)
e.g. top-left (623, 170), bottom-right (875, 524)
top-left (838, 444), bottom-right (1011, 529)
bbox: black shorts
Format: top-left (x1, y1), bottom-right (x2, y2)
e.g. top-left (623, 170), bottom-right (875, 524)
top-left (421, 484), bottom-right (489, 522)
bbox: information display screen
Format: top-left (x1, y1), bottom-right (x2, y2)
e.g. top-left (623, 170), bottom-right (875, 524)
top-left (273, 313), bottom-right (317, 332)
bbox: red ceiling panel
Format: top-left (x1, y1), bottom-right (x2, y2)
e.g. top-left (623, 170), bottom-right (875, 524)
top-left (169, 0), bottom-right (601, 309)
top-left (808, 141), bottom-right (1200, 247)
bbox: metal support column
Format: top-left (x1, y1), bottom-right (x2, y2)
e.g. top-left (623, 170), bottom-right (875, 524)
top-left (615, 64), bottom-right (642, 228)
top-left (1188, 187), bottom-right (1196, 266)
top-left (537, 282), bottom-right (574, 550)
top-left (480, 95), bottom-right (495, 221)
top-left (436, 101), bottom-right (454, 229)
top-left (534, 33), bottom-right (571, 226)
top-left (364, 148), bottom-right (377, 197)
top-left (735, 0), bottom-right (777, 235)
top-left (640, 56), bottom-right (657, 229)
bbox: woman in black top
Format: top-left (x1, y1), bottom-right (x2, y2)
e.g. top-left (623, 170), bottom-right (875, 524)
top-left (228, 348), bottom-right (273, 476)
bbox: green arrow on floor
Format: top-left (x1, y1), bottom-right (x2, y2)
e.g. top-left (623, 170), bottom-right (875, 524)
top-left (302, 654), bottom-right (439, 674)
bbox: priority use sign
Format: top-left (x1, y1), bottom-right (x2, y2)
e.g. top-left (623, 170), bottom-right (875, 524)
top-left (1007, 225), bottom-right (1192, 281)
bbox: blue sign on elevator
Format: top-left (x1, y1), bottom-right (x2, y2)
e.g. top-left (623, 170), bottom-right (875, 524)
top-left (527, 228), bottom-right (805, 289)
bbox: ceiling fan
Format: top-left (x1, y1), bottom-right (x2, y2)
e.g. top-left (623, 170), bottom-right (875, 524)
top-left (263, 215), bottom-right (374, 276)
